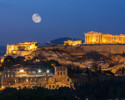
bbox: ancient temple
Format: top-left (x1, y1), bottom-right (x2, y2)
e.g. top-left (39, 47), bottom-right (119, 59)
top-left (64, 40), bottom-right (82, 46)
top-left (84, 31), bottom-right (125, 44)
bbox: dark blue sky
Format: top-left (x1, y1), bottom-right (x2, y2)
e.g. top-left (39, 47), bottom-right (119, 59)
top-left (0, 0), bottom-right (125, 45)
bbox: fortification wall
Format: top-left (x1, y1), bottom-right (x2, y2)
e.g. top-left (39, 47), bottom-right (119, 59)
top-left (42, 45), bottom-right (125, 55)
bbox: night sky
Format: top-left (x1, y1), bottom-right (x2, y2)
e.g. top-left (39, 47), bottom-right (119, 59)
top-left (0, 0), bottom-right (125, 45)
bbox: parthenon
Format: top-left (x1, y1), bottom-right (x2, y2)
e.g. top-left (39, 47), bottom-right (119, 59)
top-left (84, 31), bottom-right (125, 44)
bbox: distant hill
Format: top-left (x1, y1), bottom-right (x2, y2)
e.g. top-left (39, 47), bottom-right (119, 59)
top-left (42, 37), bottom-right (84, 46)
top-left (0, 46), bottom-right (6, 56)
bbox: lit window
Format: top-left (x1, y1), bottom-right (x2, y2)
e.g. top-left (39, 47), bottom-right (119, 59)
top-left (8, 74), bottom-right (10, 77)
top-left (53, 85), bottom-right (55, 88)
top-left (26, 79), bottom-right (28, 82)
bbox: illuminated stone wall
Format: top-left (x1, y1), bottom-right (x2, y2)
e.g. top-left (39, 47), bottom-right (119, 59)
top-left (47, 66), bottom-right (71, 89)
top-left (6, 42), bottom-right (38, 56)
top-left (42, 45), bottom-right (125, 55)
top-left (64, 40), bottom-right (82, 46)
top-left (84, 31), bottom-right (125, 44)
top-left (1, 66), bottom-right (72, 89)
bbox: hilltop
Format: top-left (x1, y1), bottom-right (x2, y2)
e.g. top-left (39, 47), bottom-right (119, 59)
top-left (24, 46), bottom-right (125, 75)
top-left (42, 37), bottom-right (84, 46)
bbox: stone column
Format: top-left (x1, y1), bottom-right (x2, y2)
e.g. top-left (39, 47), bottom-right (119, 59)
top-left (123, 37), bottom-right (125, 44)
top-left (112, 36), bottom-right (113, 42)
top-left (98, 35), bottom-right (100, 43)
top-left (122, 37), bottom-right (123, 44)
top-left (89, 36), bottom-right (90, 43)
top-left (86, 36), bottom-right (88, 43)
top-left (100, 35), bottom-right (102, 43)
top-left (99, 35), bottom-right (100, 43)
top-left (87, 36), bottom-right (89, 43)
top-left (118, 37), bottom-right (120, 43)
top-left (85, 36), bottom-right (87, 43)
top-left (97, 35), bottom-right (98, 43)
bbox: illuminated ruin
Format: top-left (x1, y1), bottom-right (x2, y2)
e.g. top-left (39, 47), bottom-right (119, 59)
top-left (84, 31), bottom-right (125, 44)
top-left (1, 66), bottom-right (72, 89)
top-left (64, 40), bottom-right (82, 46)
top-left (6, 42), bottom-right (39, 56)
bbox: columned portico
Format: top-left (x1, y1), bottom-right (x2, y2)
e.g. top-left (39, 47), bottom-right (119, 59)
top-left (84, 31), bottom-right (125, 44)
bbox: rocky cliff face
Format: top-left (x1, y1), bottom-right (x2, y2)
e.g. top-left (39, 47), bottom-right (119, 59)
top-left (26, 48), bottom-right (125, 74)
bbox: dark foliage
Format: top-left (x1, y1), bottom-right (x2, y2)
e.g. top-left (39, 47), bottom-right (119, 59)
top-left (0, 87), bottom-right (75, 100)
top-left (15, 56), bottom-right (25, 63)
top-left (2, 56), bottom-right (15, 67)
top-left (1, 80), bottom-right (125, 100)
top-left (75, 80), bottom-right (125, 100)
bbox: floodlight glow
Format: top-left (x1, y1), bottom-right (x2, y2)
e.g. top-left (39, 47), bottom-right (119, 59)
top-left (20, 69), bottom-right (24, 72)
top-left (38, 69), bottom-right (41, 73)
top-left (46, 70), bottom-right (50, 73)
top-left (30, 45), bottom-right (33, 49)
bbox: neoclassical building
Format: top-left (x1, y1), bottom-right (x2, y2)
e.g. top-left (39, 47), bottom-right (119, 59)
top-left (84, 31), bottom-right (125, 44)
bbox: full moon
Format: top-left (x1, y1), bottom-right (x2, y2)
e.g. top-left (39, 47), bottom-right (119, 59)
top-left (32, 13), bottom-right (41, 23)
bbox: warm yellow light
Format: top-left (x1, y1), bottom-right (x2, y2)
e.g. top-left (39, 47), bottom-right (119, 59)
top-left (20, 69), bottom-right (24, 72)
top-left (64, 40), bottom-right (82, 46)
top-left (30, 45), bottom-right (33, 49)
top-left (1, 58), bottom-right (4, 64)
top-left (103, 40), bottom-right (106, 42)
top-left (73, 43), bottom-right (76, 45)
top-left (92, 39), bottom-right (96, 42)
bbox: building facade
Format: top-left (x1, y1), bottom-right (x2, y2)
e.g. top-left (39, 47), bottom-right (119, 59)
top-left (47, 66), bottom-right (72, 89)
top-left (1, 66), bottom-right (72, 89)
top-left (6, 42), bottom-right (39, 56)
top-left (64, 40), bottom-right (82, 46)
top-left (84, 31), bottom-right (125, 44)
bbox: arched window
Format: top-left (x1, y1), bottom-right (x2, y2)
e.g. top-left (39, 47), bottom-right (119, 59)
top-left (53, 85), bottom-right (55, 88)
